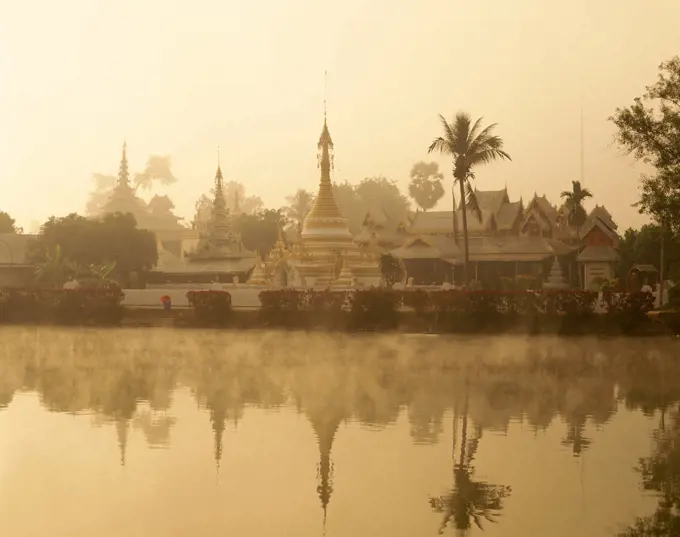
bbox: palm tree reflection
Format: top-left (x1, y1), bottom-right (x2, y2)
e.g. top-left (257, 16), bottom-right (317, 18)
top-left (429, 382), bottom-right (511, 535)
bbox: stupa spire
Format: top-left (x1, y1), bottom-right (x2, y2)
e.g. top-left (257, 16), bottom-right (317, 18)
top-left (213, 148), bottom-right (227, 219)
top-left (115, 417), bottom-right (129, 467)
top-left (118, 141), bottom-right (131, 188)
top-left (304, 73), bottom-right (344, 222)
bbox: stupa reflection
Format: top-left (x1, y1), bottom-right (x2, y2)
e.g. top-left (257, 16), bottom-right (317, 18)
top-left (0, 329), bottom-right (679, 532)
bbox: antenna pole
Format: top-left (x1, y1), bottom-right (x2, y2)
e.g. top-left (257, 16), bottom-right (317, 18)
top-left (580, 95), bottom-right (584, 185)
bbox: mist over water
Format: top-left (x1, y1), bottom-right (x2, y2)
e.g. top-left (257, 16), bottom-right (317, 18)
top-left (0, 329), bottom-right (677, 536)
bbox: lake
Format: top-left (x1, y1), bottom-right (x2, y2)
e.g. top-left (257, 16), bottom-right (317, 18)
top-left (0, 328), bottom-right (678, 537)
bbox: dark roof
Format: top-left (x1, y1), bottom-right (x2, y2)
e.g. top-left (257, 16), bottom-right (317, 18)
top-left (632, 264), bottom-right (658, 273)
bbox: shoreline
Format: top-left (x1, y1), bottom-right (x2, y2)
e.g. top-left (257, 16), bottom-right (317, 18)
top-left (0, 306), bottom-right (676, 337)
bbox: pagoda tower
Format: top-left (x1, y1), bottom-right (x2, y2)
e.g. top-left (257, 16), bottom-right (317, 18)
top-left (289, 109), bottom-right (381, 287)
top-left (101, 142), bottom-right (148, 218)
top-left (185, 157), bottom-right (257, 280)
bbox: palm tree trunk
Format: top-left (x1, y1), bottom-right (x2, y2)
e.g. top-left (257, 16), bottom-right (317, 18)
top-left (458, 177), bottom-right (470, 285)
top-left (576, 229), bottom-right (582, 289)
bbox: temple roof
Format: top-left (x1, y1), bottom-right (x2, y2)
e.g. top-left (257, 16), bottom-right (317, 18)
top-left (577, 245), bottom-right (619, 262)
top-left (392, 234), bottom-right (560, 263)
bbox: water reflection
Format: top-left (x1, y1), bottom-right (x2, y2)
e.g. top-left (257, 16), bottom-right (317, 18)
top-left (0, 328), bottom-right (679, 536)
top-left (430, 382), bottom-right (511, 536)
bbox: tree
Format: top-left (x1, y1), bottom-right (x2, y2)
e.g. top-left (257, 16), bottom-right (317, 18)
top-left (379, 253), bottom-right (406, 287)
top-left (611, 56), bottom-right (680, 234)
top-left (618, 224), bottom-right (680, 282)
top-left (224, 181), bottom-right (264, 215)
top-left (33, 244), bottom-right (78, 286)
top-left (233, 209), bottom-right (286, 258)
top-left (428, 113), bottom-right (511, 284)
top-left (408, 161), bottom-right (445, 212)
top-left (29, 212), bottom-right (157, 286)
top-left (285, 189), bottom-right (315, 229)
top-left (86, 155), bottom-right (179, 216)
top-left (355, 176), bottom-right (410, 223)
top-left (429, 384), bottom-right (511, 535)
top-left (611, 56), bottom-right (680, 173)
top-left (560, 180), bottom-right (593, 287)
top-left (0, 211), bottom-right (20, 233)
top-left (133, 155), bottom-right (178, 190)
top-left (331, 177), bottom-right (410, 233)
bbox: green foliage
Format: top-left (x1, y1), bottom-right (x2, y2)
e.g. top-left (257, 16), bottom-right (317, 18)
top-left (616, 224), bottom-right (680, 281)
top-left (186, 291), bottom-right (232, 326)
top-left (259, 289), bottom-right (347, 329)
top-left (284, 189), bottom-right (315, 229)
top-left (408, 161), bottom-right (445, 212)
top-left (379, 253), bottom-right (406, 287)
top-left (254, 289), bottom-right (657, 334)
top-left (29, 212), bottom-right (157, 286)
top-left (332, 177), bottom-right (410, 233)
top-left (0, 288), bottom-right (124, 325)
top-left (347, 288), bottom-right (403, 330)
top-left (560, 180), bottom-right (593, 229)
top-left (611, 56), bottom-right (680, 230)
top-left (611, 56), bottom-right (680, 172)
top-left (0, 211), bottom-right (20, 233)
top-left (234, 209), bottom-right (286, 258)
top-left (428, 112), bottom-right (511, 283)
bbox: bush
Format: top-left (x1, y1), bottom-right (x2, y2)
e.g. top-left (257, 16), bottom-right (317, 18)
top-left (258, 289), bottom-right (347, 329)
top-left (601, 291), bottom-right (655, 334)
top-left (347, 288), bottom-right (402, 330)
top-left (0, 287), bottom-right (124, 326)
top-left (187, 290), bottom-right (232, 326)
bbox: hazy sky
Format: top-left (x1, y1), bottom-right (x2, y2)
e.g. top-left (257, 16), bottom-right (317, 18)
top-left (2, 0), bottom-right (679, 231)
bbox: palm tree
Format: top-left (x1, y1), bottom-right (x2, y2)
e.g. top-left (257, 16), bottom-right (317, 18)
top-left (285, 189), bottom-right (316, 231)
top-left (560, 180), bottom-right (593, 287)
top-left (429, 382), bottom-right (511, 535)
top-left (428, 113), bottom-right (511, 284)
top-left (34, 245), bottom-right (77, 287)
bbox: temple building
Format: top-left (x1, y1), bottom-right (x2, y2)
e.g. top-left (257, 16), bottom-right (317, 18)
top-left (149, 161), bottom-right (257, 284)
top-left (392, 188), bottom-right (619, 289)
top-left (100, 143), bottom-right (194, 258)
top-left (280, 112), bottom-right (381, 288)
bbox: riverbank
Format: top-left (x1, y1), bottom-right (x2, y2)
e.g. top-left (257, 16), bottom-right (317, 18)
top-left (2, 287), bottom-right (678, 336)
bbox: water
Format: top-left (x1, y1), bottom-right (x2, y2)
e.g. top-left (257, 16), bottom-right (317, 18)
top-left (0, 328), bottom-right (678, 537)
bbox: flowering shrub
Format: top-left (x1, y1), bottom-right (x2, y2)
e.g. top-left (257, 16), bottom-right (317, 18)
top-left (256, 288), bottom-right (655, 333)
top-left (259, 289), bottom-right (346, 328)
top-left (186, 290), bottom-right (232, 326)
top-left (0, 287), bottom-right (124, 325)
top-left (347, 288), bottom-right (403, 330)
top-left (601, 291), bottom-right (656, 334)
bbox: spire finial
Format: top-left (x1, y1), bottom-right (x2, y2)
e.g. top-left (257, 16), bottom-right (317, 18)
top-left (324, 70), bottom-right (328, 120)
top-left (217, 145), bottom-right (221, 169)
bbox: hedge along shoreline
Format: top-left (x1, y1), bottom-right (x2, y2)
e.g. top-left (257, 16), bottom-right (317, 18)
top-left (184, 288), bottom-right (672, 335)
top-left (0, 287), bottom-right (125, 326)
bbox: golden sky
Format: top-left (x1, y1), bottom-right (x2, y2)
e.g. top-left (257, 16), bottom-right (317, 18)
top-left (1, 0), bottom-right (679, 231)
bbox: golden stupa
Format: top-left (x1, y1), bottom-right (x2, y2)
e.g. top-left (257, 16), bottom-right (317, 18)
top-left (288, 111), bottom-right (381, 288)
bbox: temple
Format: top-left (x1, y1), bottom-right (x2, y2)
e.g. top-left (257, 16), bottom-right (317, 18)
top-left (391, 188), bottom-right (619, 290)
top-left (148, 160), bottom-right (257, 284)
top-left (98, 142), bottom-right (194, 266)
top-left (279, 112), bottom-right (381, 288)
